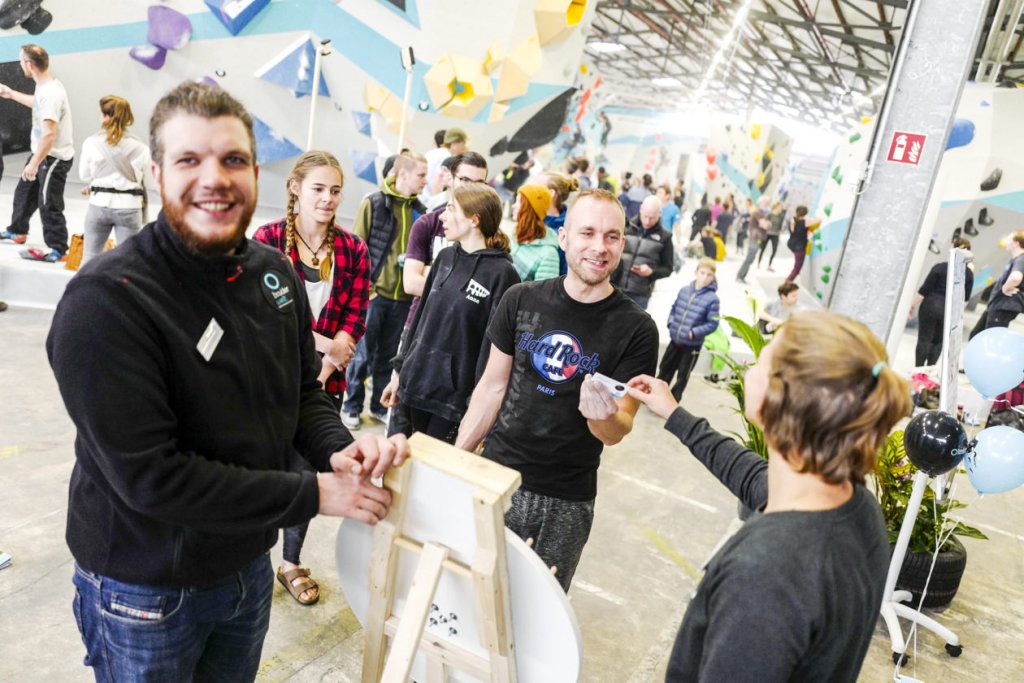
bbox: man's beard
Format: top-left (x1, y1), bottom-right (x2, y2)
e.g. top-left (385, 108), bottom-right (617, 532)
top-left (568, 254), bottom-right (615, 286)
top-left (162, 190), bottom-right (255, 257)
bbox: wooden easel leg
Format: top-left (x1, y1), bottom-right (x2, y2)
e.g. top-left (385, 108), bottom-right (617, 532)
top-left (362, 463), bottom-right (413, 683)
top-left (381, 542), bottom-right (449, 683)
top-left (472, 489), bottom-right (518, 683)
top-left (426, 654), bottom-right (447, 683)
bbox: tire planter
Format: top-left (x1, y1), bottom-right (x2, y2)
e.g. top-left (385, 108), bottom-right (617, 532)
top-left (892, 536), bottom-right (968, 610)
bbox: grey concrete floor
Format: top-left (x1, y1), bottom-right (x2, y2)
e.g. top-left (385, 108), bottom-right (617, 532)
top-left (2, 301), bottom-right (1023, 682)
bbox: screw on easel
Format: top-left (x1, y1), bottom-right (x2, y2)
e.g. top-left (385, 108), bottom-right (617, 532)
top-left (449, 613), bottom-right (457, 622)
top-left (448, 627), bottom-right (458, 637)
top-left (525, 537), bottom-right (534, 548)
top-left (429, 617), bottom-right (438, 626)
top-left (431, 603), bottom-right (439, 612)
top-left (440, 616), bottom-right (448, 624)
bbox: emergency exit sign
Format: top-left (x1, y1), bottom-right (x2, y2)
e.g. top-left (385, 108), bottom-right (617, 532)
top-left (887, 131), bottom-right (927, 165)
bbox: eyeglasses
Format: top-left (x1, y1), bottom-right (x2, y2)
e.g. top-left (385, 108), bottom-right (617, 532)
top-left (454, 175), bottom-right (486, 184)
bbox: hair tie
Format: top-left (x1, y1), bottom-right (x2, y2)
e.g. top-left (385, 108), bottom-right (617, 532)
top-left (871, 361), bottom-right (887, 378)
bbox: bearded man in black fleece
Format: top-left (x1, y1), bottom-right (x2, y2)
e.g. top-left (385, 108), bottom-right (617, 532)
top-left (46, 82), bottom-right (408, 682)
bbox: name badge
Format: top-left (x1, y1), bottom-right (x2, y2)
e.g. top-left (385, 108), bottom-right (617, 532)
top-left (197, 317), bottom-right (224, 362)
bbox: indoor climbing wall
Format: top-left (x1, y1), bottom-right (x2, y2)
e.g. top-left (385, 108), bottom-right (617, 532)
top-left (808, 82), bottom-right (1024, 304)
top-left (685, 122), bottom-right (792, 209)
top-left (804, 115), bottom-right (875, 301)
top-left (0, 0), bottom-right (595, 221)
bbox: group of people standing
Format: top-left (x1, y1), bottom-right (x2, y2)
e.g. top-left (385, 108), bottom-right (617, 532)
top-left (7, 59), bottom-right (970, 681)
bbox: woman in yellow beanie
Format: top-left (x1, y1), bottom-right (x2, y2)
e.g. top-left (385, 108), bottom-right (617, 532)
top-left (512, 184), bottom-right (562, 281)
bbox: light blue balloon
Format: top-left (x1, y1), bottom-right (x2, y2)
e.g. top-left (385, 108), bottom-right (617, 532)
top-left (965, 426), bottom-right (1024, 494)
top-left (963, 327), bottom-right (1024, 398)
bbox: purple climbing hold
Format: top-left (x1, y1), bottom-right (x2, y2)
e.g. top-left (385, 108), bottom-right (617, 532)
top-left (130, 44), bottom-right (168, 70)
top-left (147, 5), bottom-right (192, 51)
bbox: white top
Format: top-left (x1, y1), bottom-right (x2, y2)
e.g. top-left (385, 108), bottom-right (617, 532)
top-left (420, 146), bottom-right (450, 206)
top-left (305, 261), bottom-right (334, 323)
top-left (79, 134), bottom-right (151, 209)
top-left (32, 79), bottom-right (74, 160)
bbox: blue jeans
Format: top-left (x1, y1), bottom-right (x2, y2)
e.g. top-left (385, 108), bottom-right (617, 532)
top-left (72, 555), bottom-right (273, 682)
top-left (343, 295), bottom-right (411, 416)
top-left (624, 291), bottom-right (650, 310)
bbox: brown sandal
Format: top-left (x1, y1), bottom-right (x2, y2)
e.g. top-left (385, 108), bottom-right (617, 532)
top-left (276, 566), bottom-right (320, 605)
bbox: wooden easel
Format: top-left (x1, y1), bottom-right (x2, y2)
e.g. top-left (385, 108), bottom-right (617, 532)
top-left (361, 433), bottom-right (522, 683)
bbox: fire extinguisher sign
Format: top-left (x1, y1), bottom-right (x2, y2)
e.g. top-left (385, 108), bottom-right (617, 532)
top-left (886, 131), bottom-right (927, 165)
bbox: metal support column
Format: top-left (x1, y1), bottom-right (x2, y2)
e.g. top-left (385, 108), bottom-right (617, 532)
top-left (828, 0), bottom-right (989, 355)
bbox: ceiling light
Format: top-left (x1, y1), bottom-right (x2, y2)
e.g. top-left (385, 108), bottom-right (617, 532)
top-left (587, 41), bottom-right (626, 54)
top-left (653, 76), bottom-right (683, 87)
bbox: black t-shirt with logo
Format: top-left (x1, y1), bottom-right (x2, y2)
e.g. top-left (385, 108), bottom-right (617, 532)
top-left (484, 277), bottom-right (659, 500)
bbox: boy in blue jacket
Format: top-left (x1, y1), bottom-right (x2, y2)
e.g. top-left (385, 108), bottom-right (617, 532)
top-left (659, 257), bottom-right (720, 400)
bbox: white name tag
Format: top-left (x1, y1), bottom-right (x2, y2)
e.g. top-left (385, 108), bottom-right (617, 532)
top-left (196, 317), bottom-right (224, 362)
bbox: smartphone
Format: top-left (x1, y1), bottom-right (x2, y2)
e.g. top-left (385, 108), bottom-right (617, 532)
top-left (591, 372), bottom-right (627, 399)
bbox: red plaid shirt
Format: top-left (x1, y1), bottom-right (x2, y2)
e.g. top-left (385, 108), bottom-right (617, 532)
top-left (253, 219), bottom-right (370, 396)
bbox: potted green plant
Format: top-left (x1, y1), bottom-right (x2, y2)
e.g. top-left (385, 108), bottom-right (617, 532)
top-left (873, 430), bottom-right (987, 609)
top-left (711, 314), bottom-right (769, 460)
top-left (709, 315), bottom-right (769, 520)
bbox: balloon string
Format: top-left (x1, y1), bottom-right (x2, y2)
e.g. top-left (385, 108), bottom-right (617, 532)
top-left (900, 476), bottom-right (963, 677)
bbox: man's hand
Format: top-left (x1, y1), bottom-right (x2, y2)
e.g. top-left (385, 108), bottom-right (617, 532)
top-left (380, 375), bottom-right (400, 408)
top-left (22, 161), bottom-right (39, 182)
top-left (626, 374), bottom-right (679, 420)
top-left (316, 471), bottom-right (391, 523)
top-left (0, 84), bottom-right (11, 99)
top-left (329, 433), bottom-right (409, 480)
top-left (579, 374), bottom-right (619, 421)
top-left (1002, 282), bottom-right (1020, 297)
top-left (631, 264), bottom-right (654, 277)
top-left (326, 336), bottom-right (355, 369)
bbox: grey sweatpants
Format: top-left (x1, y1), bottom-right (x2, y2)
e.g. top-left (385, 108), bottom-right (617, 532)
top-left (505, 489), bottom-right (595, 592)
top-left (82, 205), bottom-right (143, 265)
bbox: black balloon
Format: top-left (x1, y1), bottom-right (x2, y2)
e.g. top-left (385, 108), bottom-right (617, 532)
top-left (903, 410), bottom-right (969, 476)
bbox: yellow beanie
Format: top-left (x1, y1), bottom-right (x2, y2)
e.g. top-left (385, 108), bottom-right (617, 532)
top-left (518, 184), bottom-right (552, 221)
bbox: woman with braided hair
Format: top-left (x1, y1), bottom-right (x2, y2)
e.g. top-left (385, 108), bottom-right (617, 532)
top-left (253, 150), bottom-right (371, 605)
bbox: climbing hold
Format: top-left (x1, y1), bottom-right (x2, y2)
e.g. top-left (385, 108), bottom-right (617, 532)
top-left (821, 274), bottom-right (830, 284)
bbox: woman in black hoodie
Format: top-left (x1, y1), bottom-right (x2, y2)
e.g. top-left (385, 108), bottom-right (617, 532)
top-left (382, 184), bottom-right (520, 442)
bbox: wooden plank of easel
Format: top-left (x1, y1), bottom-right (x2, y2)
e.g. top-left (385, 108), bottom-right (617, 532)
top-left (381, 542), bottom-right (449, 683)
top-left (472, 488), bottom-right (518, 683)
top-left (395, 536), bottom-right (474, 579)
top-left (407, 433), bottom-right (521, 497)
top-left (383, 617), bottom-right (492, 678)
top-left (426, 653), bottom-right (446, 683)
top-left (362, 463), bottom-right (413, 683)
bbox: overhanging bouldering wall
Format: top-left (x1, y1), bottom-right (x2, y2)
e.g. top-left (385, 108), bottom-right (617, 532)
top-left (0, 0), bottom-right (595, 222)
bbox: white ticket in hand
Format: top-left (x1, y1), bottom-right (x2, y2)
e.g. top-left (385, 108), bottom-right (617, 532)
top-left (590, 372), bottom-right (627, 398)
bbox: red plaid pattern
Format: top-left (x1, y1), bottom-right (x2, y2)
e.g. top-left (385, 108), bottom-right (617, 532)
top-left (253, 219), bottom-right (370, 396)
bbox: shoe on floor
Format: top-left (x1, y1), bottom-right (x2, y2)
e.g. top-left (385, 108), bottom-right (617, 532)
top-left (0, 230), bottom-right (27, 244)
top-left (342, 412), bottom-right (361, 430)
top-left (370, 408), bottom-right (389, 425)
top-left (0, 301), bottom-right (7, 312)
top-left (20, 247), bottom-right (65, 263)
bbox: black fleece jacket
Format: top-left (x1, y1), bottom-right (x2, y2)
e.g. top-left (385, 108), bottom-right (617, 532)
top-left (46, 214), bottom-right (353, 587)
top-left (396, 244), bottom-right (520, 422)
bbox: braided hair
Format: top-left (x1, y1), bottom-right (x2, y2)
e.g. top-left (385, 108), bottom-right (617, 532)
top-left (285, 151), bottom-right (343, 281)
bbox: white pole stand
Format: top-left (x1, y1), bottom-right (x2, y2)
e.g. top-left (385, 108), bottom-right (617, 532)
top-left (879, 472), bottom-right (963, 666)
top-left (305, 38), bottom-right (332, 151)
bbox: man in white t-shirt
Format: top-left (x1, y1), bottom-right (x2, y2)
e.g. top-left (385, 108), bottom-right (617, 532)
top-left (0, 44), bottom-right (75, 262)
top-left (420, 127), bottom-right (467, 207)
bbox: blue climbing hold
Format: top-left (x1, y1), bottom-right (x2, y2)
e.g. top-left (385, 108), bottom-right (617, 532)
top-left (946, 119), bottom-right (975, 151)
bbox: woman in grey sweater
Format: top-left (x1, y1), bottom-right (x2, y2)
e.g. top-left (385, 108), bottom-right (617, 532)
top-left (628, 310), bottom-right (912, 682)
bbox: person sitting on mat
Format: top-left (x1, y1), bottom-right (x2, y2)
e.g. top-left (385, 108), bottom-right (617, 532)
top-left (627, 310), bottom-right (911, 682)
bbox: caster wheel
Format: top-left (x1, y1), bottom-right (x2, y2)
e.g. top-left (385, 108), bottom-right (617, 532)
top-left (892, 651), bottom-right (909, 667)
top-left (945, 643), bottom-right (963, 657)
